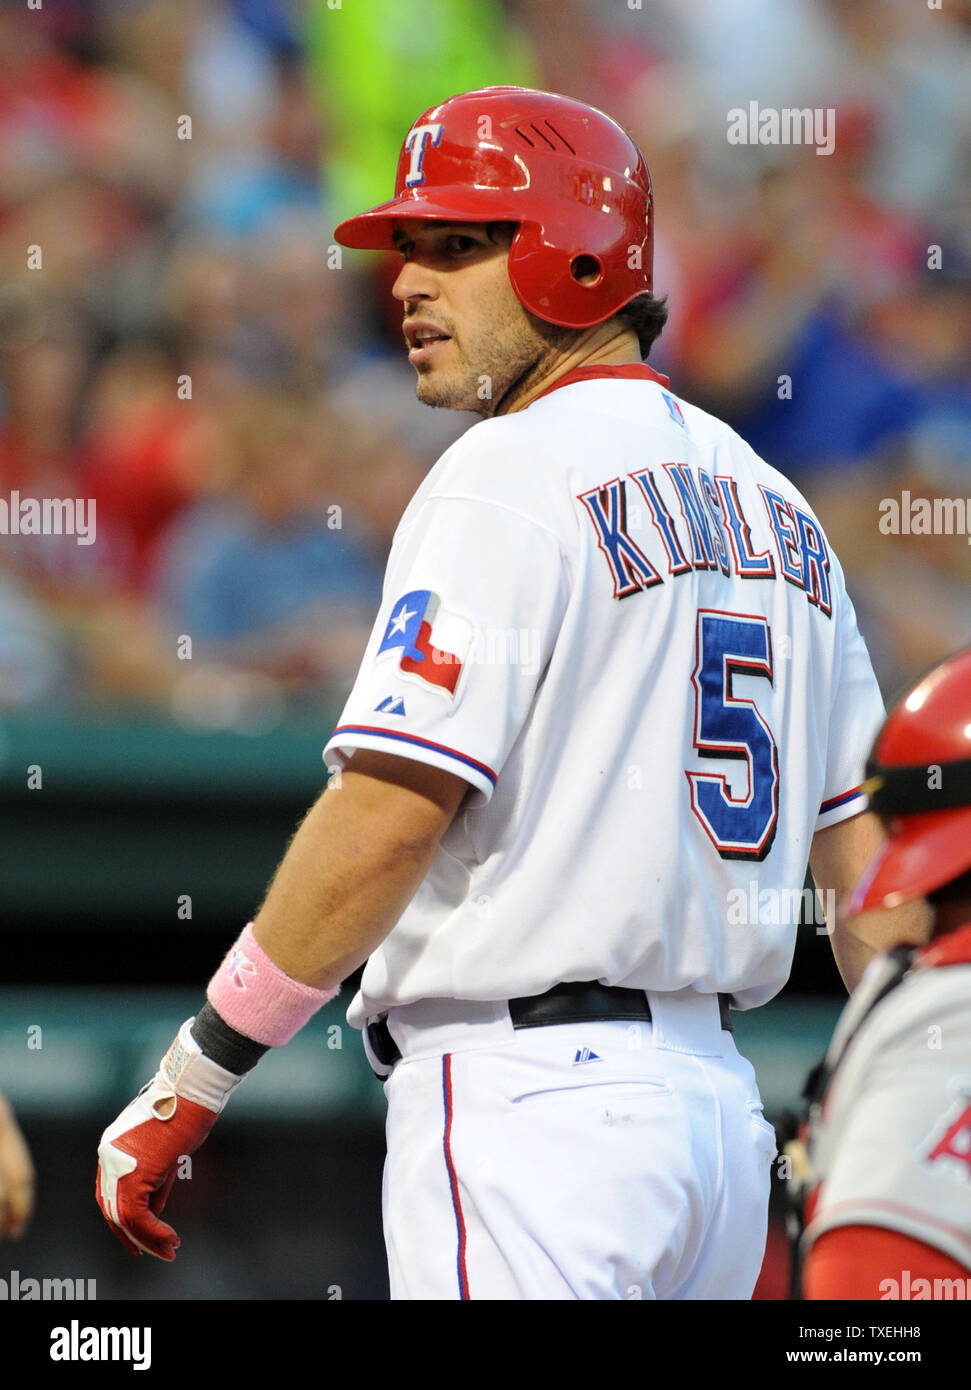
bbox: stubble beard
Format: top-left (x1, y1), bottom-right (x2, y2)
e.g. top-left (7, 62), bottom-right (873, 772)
top-left (413, 303), bottom-right (576, 418)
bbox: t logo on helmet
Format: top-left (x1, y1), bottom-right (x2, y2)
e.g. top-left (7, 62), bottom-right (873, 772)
top-left (404, 123), bottom-right (444, 187)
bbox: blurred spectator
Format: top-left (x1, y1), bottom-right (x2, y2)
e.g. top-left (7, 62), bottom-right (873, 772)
top-left (153, 390), bottom-right (385, 694)
top-left (805, 252), bottom-right (971, 692)
top-left (0, 294), bottom-right (86, 500)
top-left (0, 293), bottom-right (107, 601)
top-left (78, 339), bottom-right (210, 593)
top-left (822, 0), bottom-right (971, 215)
top-left (0, 567), bottom-right (67, 708)
top-left (675, 149), bottom-right (927, 474)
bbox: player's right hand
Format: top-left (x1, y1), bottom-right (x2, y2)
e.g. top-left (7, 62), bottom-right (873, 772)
top-left (96, 1080), bottom-right (218, 1260)
top-left (96, 1020), bottom-right (243, 1260)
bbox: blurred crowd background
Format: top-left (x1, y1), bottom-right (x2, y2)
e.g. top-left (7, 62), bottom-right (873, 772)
top-left (0, 0), bottom-right (968, 1302)
top-left (1, 0), bottom-right (967, 722)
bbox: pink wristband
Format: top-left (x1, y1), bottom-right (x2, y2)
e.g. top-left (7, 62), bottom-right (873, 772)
top-left (207, 923), bottom-right (340, 1046)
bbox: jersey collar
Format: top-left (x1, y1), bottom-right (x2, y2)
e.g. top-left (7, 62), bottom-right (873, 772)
top-left (532, 362), bottom-right (671, 403)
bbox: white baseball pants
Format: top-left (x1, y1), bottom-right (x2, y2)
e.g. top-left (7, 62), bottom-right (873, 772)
top-left (367, 988), bottom-right (777, 1300)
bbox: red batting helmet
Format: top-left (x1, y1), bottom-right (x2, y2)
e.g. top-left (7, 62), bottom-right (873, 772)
top-left (334, 86), bottom-right (654, 330)
top-left (847, 647), bottom-right (971, 914)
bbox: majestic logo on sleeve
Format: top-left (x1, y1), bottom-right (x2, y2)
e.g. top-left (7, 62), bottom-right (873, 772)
top-left (374, 695), bottom-right (407, 715)
top-left (376, 589), bottom-right (473, 698)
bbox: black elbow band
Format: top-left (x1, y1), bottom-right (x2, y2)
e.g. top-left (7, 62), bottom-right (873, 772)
top-left (191, 1001), bottom-right (270, 1075)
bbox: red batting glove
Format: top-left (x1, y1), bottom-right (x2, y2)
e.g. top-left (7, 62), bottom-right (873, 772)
top-left (96, 1021), bottom-right (243, 1260)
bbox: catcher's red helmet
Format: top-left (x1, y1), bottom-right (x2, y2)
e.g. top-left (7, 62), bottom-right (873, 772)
top-left (847, 647), bottom-right (971, 914)
top-left (334, 86), bottom-right (654, 330)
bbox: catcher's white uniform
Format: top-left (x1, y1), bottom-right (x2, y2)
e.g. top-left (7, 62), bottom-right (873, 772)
top-left (804, 922), bottom-right (971, 1279)
top-left (323, 363), bottom-right (885, 1299)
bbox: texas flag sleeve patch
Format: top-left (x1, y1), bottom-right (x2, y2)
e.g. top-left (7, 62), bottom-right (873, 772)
top-left (322, 489), bottom-right (567, 808)
top-left (376, 589), bottom-right (473, 699)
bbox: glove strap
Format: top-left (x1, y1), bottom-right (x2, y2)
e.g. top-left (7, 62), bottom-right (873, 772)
top-left (160, 1020), bottom-right (245, 1114)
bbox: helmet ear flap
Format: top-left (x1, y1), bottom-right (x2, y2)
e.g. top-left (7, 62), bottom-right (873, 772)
top-left (507, 219), bottom-right (632, 330)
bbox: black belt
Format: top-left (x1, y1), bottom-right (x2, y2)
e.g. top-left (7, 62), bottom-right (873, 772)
top-left (365, 982), bottom-right (733, 1074)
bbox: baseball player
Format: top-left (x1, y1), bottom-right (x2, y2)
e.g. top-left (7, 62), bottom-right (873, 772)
top-left (96, 88), bottom-right (926, 1300)
top-left (801, 646), bottom-right (971, 1299)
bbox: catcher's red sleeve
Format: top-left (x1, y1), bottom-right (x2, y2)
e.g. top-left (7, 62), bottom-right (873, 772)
top-left (804, 1224), bottom-right (970, 1299)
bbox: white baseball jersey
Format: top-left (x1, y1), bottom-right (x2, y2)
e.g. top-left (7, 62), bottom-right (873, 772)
top-left (322, 364), bottom-right (884, 1027)
top-left (804, 924), bottom-right (971, 1272)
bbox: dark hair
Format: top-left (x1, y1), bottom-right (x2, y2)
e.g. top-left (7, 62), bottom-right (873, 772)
top-left (614, 293), bottom-right (669, 360)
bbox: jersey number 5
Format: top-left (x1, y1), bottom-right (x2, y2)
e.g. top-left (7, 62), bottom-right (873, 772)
top-left (687, 610), bottom-right (779, 861)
